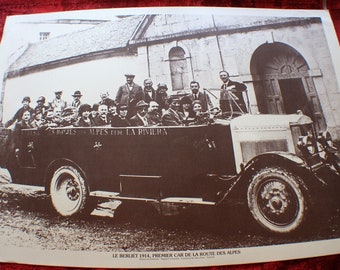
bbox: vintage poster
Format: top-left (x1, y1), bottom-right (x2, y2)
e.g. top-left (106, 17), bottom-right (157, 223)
top-left (0, 7), bottom-right (339, 268)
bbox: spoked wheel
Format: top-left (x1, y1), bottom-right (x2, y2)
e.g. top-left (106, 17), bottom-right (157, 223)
top-left (50, 165), bottom-right (93, 217)
top-left (247, 167), bottom-right (308, 234)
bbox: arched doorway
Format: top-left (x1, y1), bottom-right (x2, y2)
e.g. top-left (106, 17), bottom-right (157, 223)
top-left (169, 46), bottom-right (189, 92)
top-left (250, 42), bottom-right (326, 131)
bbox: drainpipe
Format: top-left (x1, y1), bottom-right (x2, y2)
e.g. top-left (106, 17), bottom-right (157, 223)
top-left (212, 15), bottom-right (224, 70)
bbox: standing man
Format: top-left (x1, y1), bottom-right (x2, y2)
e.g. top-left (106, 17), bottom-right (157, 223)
top-left (50, 91), bottom-right (67, 111)
top-left (143, 78), bottom-right (156, 104)
top-left (219, 71), bottom-right (247, 113)
top-left (188, 81), bottom-right (213, 112)
top-left (115, 74), bottom-right (143, 118)
top-left (5, 96), bottom-right (34, 128)
top-left (71, 90), bottom-right (83, 110)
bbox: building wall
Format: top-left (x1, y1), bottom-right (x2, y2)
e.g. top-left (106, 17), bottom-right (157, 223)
top-left (3, 17), bottom-right (340, 139)
top-left (2, 54), bottom-right (147, 122)
top-left (144, 20), bottom-right (340, 138)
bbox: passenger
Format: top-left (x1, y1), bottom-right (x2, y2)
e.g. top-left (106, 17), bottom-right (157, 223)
top-left (129, 100), bottom-right (152, 127)
top-left (98, 91), bottom-right (115, 107)
top-left (71, 90), bottom-right (83, 110)
top-left (146, 101), bottom-right (162, 126)
top-left (107, 100), bottom-right (118, 124)
top-left (75, 104), bottom-right (93, 127)
top-left (34, 96), bottom-right (49, 117)
top-left (43, 108), bottom-right (58, 128)
top-left (219, 71), bottom-right (247, 114)
top-left (90, 103), bottom-right (99, 121)
top-left (115, 74), bottom-right (144, 118)
top-left (143, 78), bottom-right (156, 104)
top-left (188, 81), bottom-right (213, 112)
top-left (52, 107), bottom-right (63, 126)
top-left (60, 107), bottom-right (77, 127)
top-left (93, 104), bottom-right (110, 126)
top-left (161, 97), bottom-right (184, 126)
top-left (111, 105), bottom-right (130, 127)
top-left (14, 110), bottom-right (33, 131)
top-left (49, 91), bottom-right (67, 111)
top-left (189, 100), bottom-right (212, 125)
top-left (4, 96), bottom-right (34, 128)
top-left (30, 108), bottom-right (45, 128)
top-left (155, 83), bottom-right (169, 113)
top-left (179, 95), bottom-right (192, 121)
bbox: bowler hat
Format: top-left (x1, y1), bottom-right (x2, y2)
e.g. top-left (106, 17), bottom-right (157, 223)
top-left (136, 100), bottom-right (149, 108)
top-left (72, 90), bottom-right (82, 97)
top-left (22, 96), bottom-right (31, 103)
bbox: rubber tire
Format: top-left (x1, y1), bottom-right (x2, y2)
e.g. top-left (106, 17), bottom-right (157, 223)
top-left (50, 165), bottom-right (92, 217)
top-left (247, 167), bottom-right (308, 234)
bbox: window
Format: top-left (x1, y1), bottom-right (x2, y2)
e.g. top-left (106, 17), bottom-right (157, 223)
top-left (169, 47), bottom-right (189, 92)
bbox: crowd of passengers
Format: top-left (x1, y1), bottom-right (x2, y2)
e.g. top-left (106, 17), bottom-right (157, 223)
top-left (4, 71), bottom-right (248, 130)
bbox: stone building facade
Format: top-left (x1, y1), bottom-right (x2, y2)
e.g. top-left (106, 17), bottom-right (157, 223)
top-left (2, 13), bottom-right (340, 138)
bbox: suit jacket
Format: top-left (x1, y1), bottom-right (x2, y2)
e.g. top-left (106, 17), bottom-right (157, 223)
top-left (143, 88), bottom-right (156, 104)
top-left (220, 80), bottom-right (247, 113)
top-left (93, 115), bottom-right (110, 126)
top-left (162, 108), bottom-right (184, 126)
top-left (115, 83), bottom-right (143, 107)
top-left (146, 111), bottom-right (161, 125)
top-left (129, 114), bottom-right (152, 127)
top-left (111, 115), bottom-right (130, 127)
top-left (188, 91), bottom-right (213, 112)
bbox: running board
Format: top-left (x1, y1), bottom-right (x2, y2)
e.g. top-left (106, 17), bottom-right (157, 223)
top-left (161, 197), bottom-right (215, 205)
top-left (89, 190), bottom-right (158, 202)
top-left (89, 191), bottom-right (215, 205)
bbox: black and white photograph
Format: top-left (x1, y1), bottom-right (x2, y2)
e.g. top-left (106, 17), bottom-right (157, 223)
top-left (0, 7), bottom-right (339, 268)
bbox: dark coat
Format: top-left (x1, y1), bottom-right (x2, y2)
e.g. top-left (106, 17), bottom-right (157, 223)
top-left (129, 114), bottom-right (153, 127)
top-left (162, 108), bottom-right (184, 126)
top-left (220, 80), bottom-right (247, 113)
top-left (111, 115), bottom-right (131, 127)
top-left (188, 91), bottom-right (213, 112)
top-left (143, 88), bottom-right (156, 104)
top-left (93, 115), bottom-right (110, 126)
top-left (115, 83), bottom-right (143, 117)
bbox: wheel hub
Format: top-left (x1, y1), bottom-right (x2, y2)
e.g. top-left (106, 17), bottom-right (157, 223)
top-left (262, 182), bottom-right (289, 215)
top-left (65, 179), bottom-right (80, 201)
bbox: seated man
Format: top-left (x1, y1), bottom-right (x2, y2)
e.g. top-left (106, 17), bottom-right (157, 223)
top-left (93, 104), bottom-right (110, 126)
top-left (129, 100), bottom-right (152, 127)
top-left (162, 97), bottom-right (184, 126)
top-left (146, 101), bottom-right (161, 126)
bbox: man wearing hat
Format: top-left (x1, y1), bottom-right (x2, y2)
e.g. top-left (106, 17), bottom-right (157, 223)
top-left (161, 97), bottom-right (184, 126)
top-left (5, 96), bottom-right (34, 128)
top-left (34, 96), bottom-right (49, 116)
top-left (50, 91), bottom-right (67, 111)
top-left (155, 83), bottom-right (169, 113)
top-left (71, 90), bottom-right (83, 109)
top-left (129, 100), bottom-right (152, 127)
top-left (115, 73), bottom-right (143, 118)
